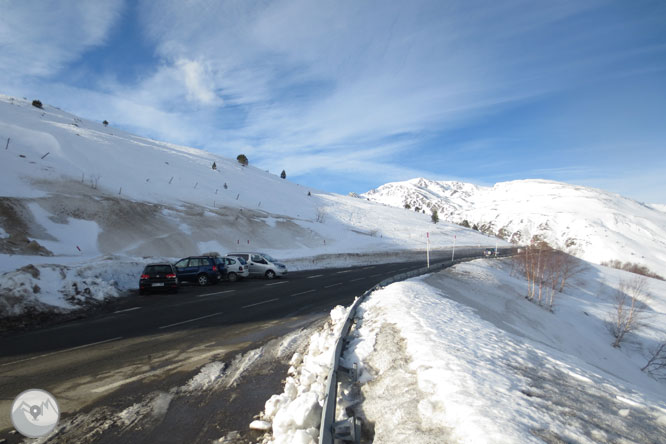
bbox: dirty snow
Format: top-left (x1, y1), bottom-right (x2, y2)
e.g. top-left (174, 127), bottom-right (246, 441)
top-left (256, 305), bottom-right (351, 444)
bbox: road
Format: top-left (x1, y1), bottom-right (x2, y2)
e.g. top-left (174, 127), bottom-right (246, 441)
top-left (0, 248), bottom-right (503, 441)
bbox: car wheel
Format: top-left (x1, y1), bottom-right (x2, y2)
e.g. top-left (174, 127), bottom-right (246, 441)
top-left (197, 273), bottom-right (209, 286)
top-left (139, 288), bottom-right (147, 295)
top-left (227, 272), bottom-right (238, 282)
top-left (265, 270), bottom-right (276, 280)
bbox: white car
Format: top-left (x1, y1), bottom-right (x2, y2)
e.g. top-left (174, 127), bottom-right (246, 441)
top-left (222, 256), bottom-right (250, 281)
top-left (226, 252), bottom-right (288, 279)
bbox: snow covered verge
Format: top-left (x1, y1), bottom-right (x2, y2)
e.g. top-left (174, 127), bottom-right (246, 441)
top-left (260, 258), bottom-right (666, 443)
top-left (251, 305), bottom-right (352, 444)
top-left (0, 255), bottom-right (153, 318)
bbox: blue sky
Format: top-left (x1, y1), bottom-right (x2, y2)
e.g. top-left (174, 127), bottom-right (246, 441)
top-left (2, 0), bottom-right (665, 203)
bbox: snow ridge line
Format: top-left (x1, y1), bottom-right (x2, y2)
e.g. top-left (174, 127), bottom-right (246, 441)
top-left (318, 246), bottom-right (515, 443)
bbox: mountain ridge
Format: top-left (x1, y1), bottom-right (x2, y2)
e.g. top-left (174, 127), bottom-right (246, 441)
top-left (362, 177), bottom-right (666, 275)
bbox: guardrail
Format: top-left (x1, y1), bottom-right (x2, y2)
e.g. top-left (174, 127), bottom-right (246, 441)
top-left (318, 246), bottom-right (516, 444)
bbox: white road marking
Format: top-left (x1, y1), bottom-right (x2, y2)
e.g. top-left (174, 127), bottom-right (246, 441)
top-left (370, 273), bottom-right (382, 277)
top-left (113, 307), bottom-right (141, 314)
top-left (242, 298), bottom-right (279, 308)
top-left (197, 289), bottom-right (236, 298)
top-left (0, 337), bottom-right (123, 368)
top-left (335, 270), bottom-right (353, 274)
top-left (158, 312), bottom-right (224, 329)
top-left (291, 289), bottom-right (316, 296)
top-left (350, 277), bottom-right (366, 282)
top-left (306, 274), bottom-right (324, 279)
top-left (362, 266), bottom-right (376, 270)
top-left (91, 349), bottom-right (224, 393)
top-left (324, 282), bottom-right (343, 288)
top-left (265, 281), bottom-right (288, 286)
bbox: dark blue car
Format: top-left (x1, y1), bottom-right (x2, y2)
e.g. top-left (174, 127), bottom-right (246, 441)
top-left (173, 256), bottom-right (225, 286)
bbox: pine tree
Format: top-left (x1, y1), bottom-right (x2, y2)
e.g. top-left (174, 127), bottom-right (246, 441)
top-left (212, 161), bottom-right (217, 170)
top-left (431, 209), bottom-right (439, 224)
top-left (404, 203), bottom-right (411, 209)
top-left (103, 120), bottom-right (109, 127)
top-left (236, 154), bottom-right (249, 166)
top-left (280, 170), bottom-right (286, 179)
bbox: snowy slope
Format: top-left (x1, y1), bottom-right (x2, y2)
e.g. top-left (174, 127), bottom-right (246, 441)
top-left (363, 178), bottom-right (666, 276)
top-left (0, 96), bottom-right (502, 316)
top-left (259, 259), bottom-right (666, 443)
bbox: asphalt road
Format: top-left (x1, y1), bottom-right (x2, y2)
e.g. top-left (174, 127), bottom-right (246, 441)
top-left (0, 248), bottom-right (505, 439)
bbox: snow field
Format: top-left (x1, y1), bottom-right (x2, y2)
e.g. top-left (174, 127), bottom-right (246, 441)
top-left (260, 258), bottom-right (666, 443)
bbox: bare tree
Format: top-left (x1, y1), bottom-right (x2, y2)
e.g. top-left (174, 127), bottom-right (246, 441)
top-left (642, 342), bottom-right (666, 377)
top-left (609, 277), bottom-right (650, 348)
top-left (512, 243), bottom-right (584, 310)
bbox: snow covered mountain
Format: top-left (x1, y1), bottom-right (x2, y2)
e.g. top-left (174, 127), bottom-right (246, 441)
top-left (363, 178), bottom-right (666, 276)
top-left (0, 95), bottom-right (501, 266)
top-left (0, 95), bottom-right (507, 315)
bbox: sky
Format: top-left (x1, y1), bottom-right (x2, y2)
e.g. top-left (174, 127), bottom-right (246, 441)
top-left (1, 0), bottom-right (665, 203)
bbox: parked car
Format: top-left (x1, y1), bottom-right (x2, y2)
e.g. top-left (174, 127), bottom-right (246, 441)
top-left (222, 256), bottom-right (250, 281)
top-left (226, 252), bottom-right (287, 279)
top-left (139, 263), bottom-right (179, 294)
top-left (173, 255), bottom-right (224, 286)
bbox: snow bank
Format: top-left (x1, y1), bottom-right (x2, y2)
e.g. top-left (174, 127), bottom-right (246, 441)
top-left (256, 305), bottom-right (351, 444)
top-left (339, 260), bottom-right (666, 443)
top-left (0, 256), bottom-right (153, 317)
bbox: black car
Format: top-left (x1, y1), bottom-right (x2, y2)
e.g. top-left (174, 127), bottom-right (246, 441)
top-left (139, 263), bottom-right (179, 294)
top-left (173, 255), bottom-right (225, 286)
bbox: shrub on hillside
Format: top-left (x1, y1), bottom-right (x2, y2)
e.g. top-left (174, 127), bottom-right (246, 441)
top-left (237, 154), bottom-right (249, 166)
top-left (32, 99), bottom-right (43, 109)
top-left (601, 260), bottom-right (663, 281)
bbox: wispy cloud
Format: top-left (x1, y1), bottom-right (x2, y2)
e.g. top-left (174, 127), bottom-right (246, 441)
top-left (2, 0), bottom-right (665, 202)
top-left (0, 0), bottom-right (124, 80)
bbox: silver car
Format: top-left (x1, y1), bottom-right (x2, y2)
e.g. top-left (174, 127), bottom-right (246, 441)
top-left (226, 252), bottom-right (288, 279)
top-left (222, 256), bottom-right (250, 282)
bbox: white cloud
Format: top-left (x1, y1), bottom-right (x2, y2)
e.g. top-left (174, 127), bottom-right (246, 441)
top-left (0, 0), bottom-right (124, 80)
top-left (176, 59), bottom-right (222, 106)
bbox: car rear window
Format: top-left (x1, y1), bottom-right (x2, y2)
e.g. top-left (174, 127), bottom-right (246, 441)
top-left (145, 265), bottom-right (172, 273)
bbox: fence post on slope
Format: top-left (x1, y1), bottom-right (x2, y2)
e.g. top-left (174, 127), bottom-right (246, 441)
top-left (452, 235), bottom-right (456, 261)
top-left (5, 137), bottom-right (10, 150)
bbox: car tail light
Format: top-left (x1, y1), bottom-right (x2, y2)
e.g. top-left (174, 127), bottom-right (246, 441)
top-left (140, 274), bottom-right (150, 279)
top-left (212, 265), bottom-right (217, 271)
top-left (166, 273), bottom-right (176, 278)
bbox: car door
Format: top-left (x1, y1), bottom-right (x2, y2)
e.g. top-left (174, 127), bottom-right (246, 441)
top-left (250, 254), bottom-right (267, 276)
top-left (175, 258), bottom-right (197, 282)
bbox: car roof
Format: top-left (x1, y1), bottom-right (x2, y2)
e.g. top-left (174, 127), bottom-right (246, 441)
top-left (145, 263), bottom-right (174, 267)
